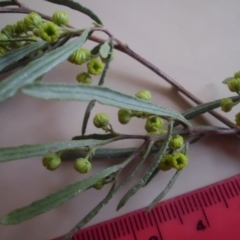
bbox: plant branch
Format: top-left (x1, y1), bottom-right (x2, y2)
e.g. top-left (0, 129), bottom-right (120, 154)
top-left (0, 4), bottom-right (236, 128)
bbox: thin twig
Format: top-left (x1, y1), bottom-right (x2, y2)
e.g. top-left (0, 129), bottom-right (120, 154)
top-left (0, 4), bottom-right (235, 128)
top-left (62, 140), bottom-right (150, 240)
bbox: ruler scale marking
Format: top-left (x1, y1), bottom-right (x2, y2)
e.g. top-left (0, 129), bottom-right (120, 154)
top-left (123, 218), bottom-right (130, 235)
top-left (54, 175), bottom-right (240, 240)
top-left (173, 202), bottom-right (183, 224)
top-left (169, 202), bottom-right (176, 219)
top-left (156, 207), bottom-right (163, 223)
top-left (133, 215), bottom-right (139, 231)
top-left (151, 209), bottom-right (163, 240)
top-left (202, 208), bottom-right (210, 227)
top-left (177, 199), bottom-right (185, 215)
top-left (164, 204), bottom-right (171, 220)
top-left (204, 190), bottom-right (212, 206)
top-left (186, 196), bottom-right (194, 212)
top-left (226, 181), bottom-right (234, 198)
top-left (222, 183), bottom-right (230, 199)
top-left (119, 219), bottom-right (124, 237)
top-left (110, 222), bottom-right (116, 239)
top-left (182, 197), bottom-right (190, 214)
top-left (159, 206), bottom-right (167, 222)
top-left (200, 191), bottom-right (208, 208)
top-left (217, 184), bottom-right (228, 207)
top-left (137, 213), bottom-right (143, 229)
top-left (230, 180), bottom-right (238, 196)
top-left (234, 178), bottom-right (240, 192)
top-left (191, 194), bottom-right (198, 210)
top-left (128, 216), bottom-right (137, 240)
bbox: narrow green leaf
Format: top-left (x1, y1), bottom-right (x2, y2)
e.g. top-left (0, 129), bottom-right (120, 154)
top-left (0, 40), bottom-right (46, 72)
top-left (63, 141), bottom-right (148, 239)
top-left (0, 28), bottom-right (90, 102)
top-left (0, 38), bottom-right (37, 42)
top-left (222, 77), bottom-right (234, 84)
top-left (0, 139), bottom-right (111, 162)
top-left (81, 99), bottom-right (96, 136)
top-left (61, 147), bottom-right (138, 160)
top-left (63, 176), bottom-right (119, 240)
top-left (99, 41), bottom-right (110, 59)
top-left (144, 168), bottom-right (159, 186)
top-left (98, 42), bottom-right (113, 86)
top-left (72, 133), bottom-right (116, 140)
top-left (22, 83), bottom-right (191, 126)
top-left (1, 141), bottom-right (146, 225)
top-left (0, 0), bottom-right (17, 6)
top-left (45, 0), bottom-right (103, 25)
top-left (116, 120), bottom-right (174, 211)
top-left (0, 164), bottom-right (121, 225)
top-left (147, 170), bottom-right (181, 212)
top-left (182, 96), bottom-right (240, 120)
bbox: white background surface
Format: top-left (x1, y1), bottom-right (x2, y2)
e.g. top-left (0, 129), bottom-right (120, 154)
top-left (1, 1), bottom-right (240, 239)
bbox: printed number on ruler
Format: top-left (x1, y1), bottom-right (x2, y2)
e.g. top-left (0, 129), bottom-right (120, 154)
top-left (55, 174), bottom-right (240, 240)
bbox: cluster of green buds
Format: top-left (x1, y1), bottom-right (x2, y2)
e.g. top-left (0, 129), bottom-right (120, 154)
top-left (169, 135), bottom-right (184, 150)
top-left (42, 152), bottom-right (61, 171)
top-left (74, 158), bottom-right (92, 173)
top-left (93, 113), bottom-right (111, 132)
top-left (68, 48), bottom-right (105, 84)
top-left (145, 116), bottom-right (163, 133)
top-left (159, 152), bottom-right (188, 171)
top-left (0, 11), bottom-right (70, 56)
top-left (221, 71), bottom-right (240, 126)
top-left (69, 42), bottom-right (117, 85)
top-left (135, 89), bottom-right (152, 101)
top-left (117, 90), bottom-right (152, 125)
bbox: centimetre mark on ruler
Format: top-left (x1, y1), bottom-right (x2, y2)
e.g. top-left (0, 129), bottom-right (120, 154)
top-left (68, 176), bottom-right (240, 240)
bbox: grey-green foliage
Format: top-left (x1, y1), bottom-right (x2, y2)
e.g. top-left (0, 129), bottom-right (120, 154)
top-left (45, 0), bottom-right (103, 25)
top-left (22, 82), bottom-right (191, 126)
top-left (0, 163), bottom-right (122, 225)
top-left (0, 138), bottom-right (115, 162)
top-left (0, 28), bottom-right (90, 102)
top-left (0, 40), bottom-right (46, 72)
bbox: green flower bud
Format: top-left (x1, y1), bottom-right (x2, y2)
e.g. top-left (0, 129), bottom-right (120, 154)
top-left (0, 33), bottom-right (9, 47)
top-left (42, 153), bottom-right (61, 171)
top-left (24, 12), bottom-right (42, 31)
top-left (171, 153), bottom-right (188, 170)
top-left (74, 158), bottom-right (92, 173)
top-left (135, 90), bottom-right (151, 101)
top-left (92, 179), bottom-right (105, 190)
top-left (227, 78), bottom-right (240, 93)
top-left (234, 71), bottom-right (240, 79)
top-left (52, 11), bottom-right (69, 26)
top-left (169, 135), bottom-right (184, 150)
top-left (145, 116), bottom-right (163, 133)
top-left (100, 51), bottom-right (114, 63)
top-left (0, 47), bottom-right (7, 56)
top-left (38, 21), bottom-right (60, 43)
top-left (15, 20), bottom-right (27, 34)
top-left (93, 113), bottom-right (110, 128)
top-left (68, 48), bottom-right (91, 65)
top-left (158, 154), bottom-right (173, 171)
top-left (118, 109), bottom-right (132, 124)
top-left (220, 98), bottom-right (234, 112)
top-left (87, 59), bottom-right (104, 75)
top-left (235, 112), bottom-right (240, 127)
top-left (1, 24), bottom-right (15, 36)
top-left (76, 72), bottom-right (92, 84)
